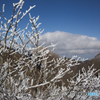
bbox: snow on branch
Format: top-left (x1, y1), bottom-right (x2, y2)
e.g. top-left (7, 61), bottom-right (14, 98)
top-left (0, 0), bottom-right (100, 100)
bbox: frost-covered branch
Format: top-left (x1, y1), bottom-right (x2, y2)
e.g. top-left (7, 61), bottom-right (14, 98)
top-left (0, 0), bottom-right (100, 100)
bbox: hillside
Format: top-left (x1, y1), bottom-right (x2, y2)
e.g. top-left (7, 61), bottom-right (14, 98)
top-left (71, 52), bottom-right (100, 78)
top-left (0, 44), bottom-right (100, 98)
top-left (0, 44), bottom-right (100, 87)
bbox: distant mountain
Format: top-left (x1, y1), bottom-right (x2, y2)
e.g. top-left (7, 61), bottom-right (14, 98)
top-left (94, 52), bottom-right (100, 59)
top-left (71, 52), bottom-right (100, 78)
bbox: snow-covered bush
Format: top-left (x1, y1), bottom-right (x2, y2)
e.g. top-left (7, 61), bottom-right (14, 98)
top-left (0, 0), bottom-right (100, 99)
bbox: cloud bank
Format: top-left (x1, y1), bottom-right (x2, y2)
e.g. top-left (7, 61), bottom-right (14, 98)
top-left (40, 31), bottom-right (100, 59)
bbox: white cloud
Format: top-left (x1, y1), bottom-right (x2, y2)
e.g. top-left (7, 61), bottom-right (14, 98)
top-left (39, 31), bottom-right (100, 59)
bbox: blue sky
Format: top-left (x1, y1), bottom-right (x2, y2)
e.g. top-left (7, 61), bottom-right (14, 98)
top-left (0, 0), bottom-right (100, 59)
top-left (0, 0), bottom-right (100, 39)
